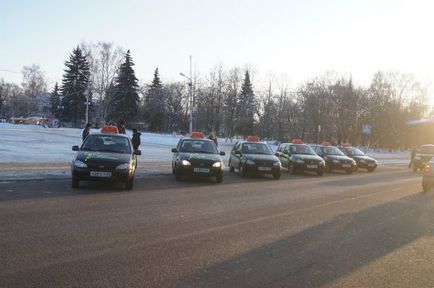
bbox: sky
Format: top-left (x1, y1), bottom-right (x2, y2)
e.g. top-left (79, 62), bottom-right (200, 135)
top-left (1, 0), bottom-right (433, 96)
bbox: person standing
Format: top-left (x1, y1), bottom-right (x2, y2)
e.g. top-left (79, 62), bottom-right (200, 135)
top-left (82, 123), bottom-right (91, 142)
top-left (409, 146), bottom-right (418, 168)
top-left (208, 132), bottom-right (218, 146)
top-left (132, 128), bottom-right (141, 151)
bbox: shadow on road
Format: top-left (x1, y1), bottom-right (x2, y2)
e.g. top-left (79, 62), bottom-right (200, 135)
top-left (177, 191), bottom-right (434, 288)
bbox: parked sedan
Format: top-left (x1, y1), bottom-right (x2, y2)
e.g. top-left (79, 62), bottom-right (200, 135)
top-left (338, 146), bottom-right (378, 172)
top-left (277, 143), bottom-right (325, 176)
top-left (310, 144), bottom-right (356, 174)
top-left (71, 133), bottom-right (140, 190)
top-left (229, 140), bottom-right (281, 179)
top-left (171, 137), bottom-right (225, 182)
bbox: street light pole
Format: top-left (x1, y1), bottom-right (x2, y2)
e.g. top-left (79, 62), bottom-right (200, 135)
top-left (180, 55), bottom-right (193, 135)
top-left (84, 88), bottom-right (90, 124)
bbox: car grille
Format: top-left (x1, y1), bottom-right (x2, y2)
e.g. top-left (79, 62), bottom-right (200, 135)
top-left (254, 160), bottom-right (274, 166)
top-left (305, 160), bottom-right (319, 165)
top-left (189, 159), bottom-right (214, 167)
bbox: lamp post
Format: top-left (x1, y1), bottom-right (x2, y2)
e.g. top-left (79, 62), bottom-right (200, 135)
top-left (180, 56), bottom-right (193, 135)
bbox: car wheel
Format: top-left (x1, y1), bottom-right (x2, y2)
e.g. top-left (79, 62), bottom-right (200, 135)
top-left (71, 176), bottom-right (79, 188)
top-left (216, 173), bottom-right (223, 183)
top-left (317, 169), bottom-right (324, 176)
top-left (272, 171), bottom-right (281, 180)
top-left (239, 165), bottom-right (247, 177)
top-left (125, 178), bottom-right (134, 190)
top-left (346, 169), bottom-right (353, 174)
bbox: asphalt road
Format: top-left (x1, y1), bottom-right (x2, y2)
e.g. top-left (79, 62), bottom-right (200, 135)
top-left (1, 164), bottom-right (434, 288)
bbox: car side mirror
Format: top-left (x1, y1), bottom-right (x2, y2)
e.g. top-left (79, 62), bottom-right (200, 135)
top-left (275, 152), bottom-right (281, 157)
top-left (134, 150), bottom-right (142, 156)
top-left (72, 145), bottom-right (79, 151)
top-left (171, 148), bottom-right (179, 153)
top-left (235, 151), bottom-right (242, 156)
top-left (220, 151), bottom-right (226, 156)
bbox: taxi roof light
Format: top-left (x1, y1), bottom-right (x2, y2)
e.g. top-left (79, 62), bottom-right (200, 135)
top-left (291, 139), bottom-right (304, 144)
top-left (246, 135), bottom-right (260, 142)
top-left (342, 143), bottom-right (352, 148)
top-left (101, 125), bottom-right (119, 134)
top-left (190, 132), bottom-right (205, 139)
top-left (321, 141), bottom-right (332, 146)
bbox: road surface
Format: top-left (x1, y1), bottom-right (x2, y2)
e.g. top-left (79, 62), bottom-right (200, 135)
top-left (1, 164), bottom-right (434, 288)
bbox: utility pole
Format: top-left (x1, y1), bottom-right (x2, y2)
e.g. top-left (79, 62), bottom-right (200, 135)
top-left (180, 55), bottom-right (193, 135)
top-left (84, 88), bottom-right (90, 124)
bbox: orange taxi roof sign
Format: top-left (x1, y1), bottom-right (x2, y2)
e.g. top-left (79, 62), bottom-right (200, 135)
top-left (246, 135), bottom-right (260, 142)
top-left (101, 125), bottom-right (119, 133)
top-left (291, 139), bottom-right (304, 144)
top-left (342, 143), bottom-right (352, 148)
top-left (321, 141), bottom-right (332, 146)
top-left (190, 132), bottom-right (205, 139)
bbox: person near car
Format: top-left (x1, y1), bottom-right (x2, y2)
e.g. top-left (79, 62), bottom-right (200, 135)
top-left (132, 128), bottom-right (141, 151)
top-left (117, 122), bottom-right (126, 134)
top-left (208, 132), bottom-right (218, 146)
top-left (409, 146), bottom-right (417, 168)
top-left (82, 123), bottom-right (91, 142)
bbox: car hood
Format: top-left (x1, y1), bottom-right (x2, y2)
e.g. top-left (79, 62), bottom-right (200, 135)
top-left (75, 150), bottom-right (131, 166)
top-left (243, 154), bottom-right (279, 162)
top-left (324, 155), bottom-right (353, 162)
top-left (178, 152), bottom-right (222, 162)
top-left (291, 154), bottom-right (323, 161)
top-left (352, 155), bottom-right (376, 162)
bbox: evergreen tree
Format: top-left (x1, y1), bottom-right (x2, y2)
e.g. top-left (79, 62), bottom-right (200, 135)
top-left (144, 68), bottom-right (165, 132)
top-left (50, 82), bottom-right (61, 118)
top-left (61, 47), bottom-right (90, 127)
top-left (107, 50), bottom-right (140, 126)
top-left (236, 71), bottom-right (256, 136)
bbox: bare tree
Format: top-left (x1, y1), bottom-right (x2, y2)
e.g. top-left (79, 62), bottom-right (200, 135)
top-left (21, 64), bottom-right (47, 97)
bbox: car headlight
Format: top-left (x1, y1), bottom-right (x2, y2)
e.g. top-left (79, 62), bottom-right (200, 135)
top-left (116, 162), bottom-right (132, 170)
top-left (273, 161), bottom-right (281, 167)
top-left (74, 160), bottom-right (87, 168)
top-left (295, 159), bottom-right (304, 164)
top-left (245, 160), bottom-right (255, 165)
top-left (212, 162), bottom-right (222, 168)
top-left (181, 160), bottom-right (191, 166)
top-left (332, 159), bottom-right (340, 163)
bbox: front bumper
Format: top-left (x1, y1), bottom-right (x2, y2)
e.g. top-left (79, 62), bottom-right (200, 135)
top-left (293, 162), bottom-right (325, 171)
top-left (175, 165), bottom-right (223, 177)
top-left (72, 168), bottom-right (134, 182)
top-left (244, 164), bottom-right (280, 175)
top-left (356, 161), bottom-right (377, 169)
top-left (326, 161), bottom-right (355, 171)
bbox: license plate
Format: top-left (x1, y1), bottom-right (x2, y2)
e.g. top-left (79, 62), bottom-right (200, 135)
top-left (307, 165), bottom-right (318, 169)
top-left (194, 168), bottom-right (210, 173)
top-left (258, 167), bottom-right (272, 172)
top-left (90, 171), bottom-right (112, 178)
top-left (342, 164), bottom-right (351, 168)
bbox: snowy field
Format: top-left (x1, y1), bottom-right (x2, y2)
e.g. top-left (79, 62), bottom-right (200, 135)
top-left (0, 123), bottom-right (410, 164)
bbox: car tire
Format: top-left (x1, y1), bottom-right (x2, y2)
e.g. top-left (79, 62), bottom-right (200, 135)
top-left (239, 165), bottom-right (247, 177)
top-left (317, 169), bottom-right (324, 176)
top-left (272, 172), bottom-right (281, 180)
top-left (216, 174), bottom-right (223, 183)
top-left (346, 169), bottom-right (353, 174)
top-left (71, 176), bottom-right (79, 188)
top-left (125, 178), bottom-right (134, 190)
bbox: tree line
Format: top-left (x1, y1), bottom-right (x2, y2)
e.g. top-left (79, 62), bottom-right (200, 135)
top-left (0, 42), bottom-right (430, 150)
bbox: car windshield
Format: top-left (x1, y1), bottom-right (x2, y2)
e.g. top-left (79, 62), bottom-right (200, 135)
top-left (242, 143), bottom-right (273, 155)
top-left (290, 145), bottom-right (316, 155)
top-left (82, 135), bottom-right (131, 154)
top-left (180, 139), bottom-right (218, 154)
top-left (419, 146), bottom-right (434, 154)
top-left (323, 147), bottom-right (345, 156)
top-left (347, 148), bottom-right (365, 156)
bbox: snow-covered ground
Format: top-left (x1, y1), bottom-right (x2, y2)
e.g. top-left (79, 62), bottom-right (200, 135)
top-left (0, 123), bottom-right (410, 180)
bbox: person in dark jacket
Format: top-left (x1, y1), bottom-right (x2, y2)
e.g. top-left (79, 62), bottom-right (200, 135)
top-left (132, 128), bottom-right (141, 151)
top-left (409, 146), bottom-right (418, 168)
top-left (208, 132), bottom-right (218, 146)
top-left (82, 123), bottom-right (91, 142)
top-left (117, 122), bottom-right (126, 134)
